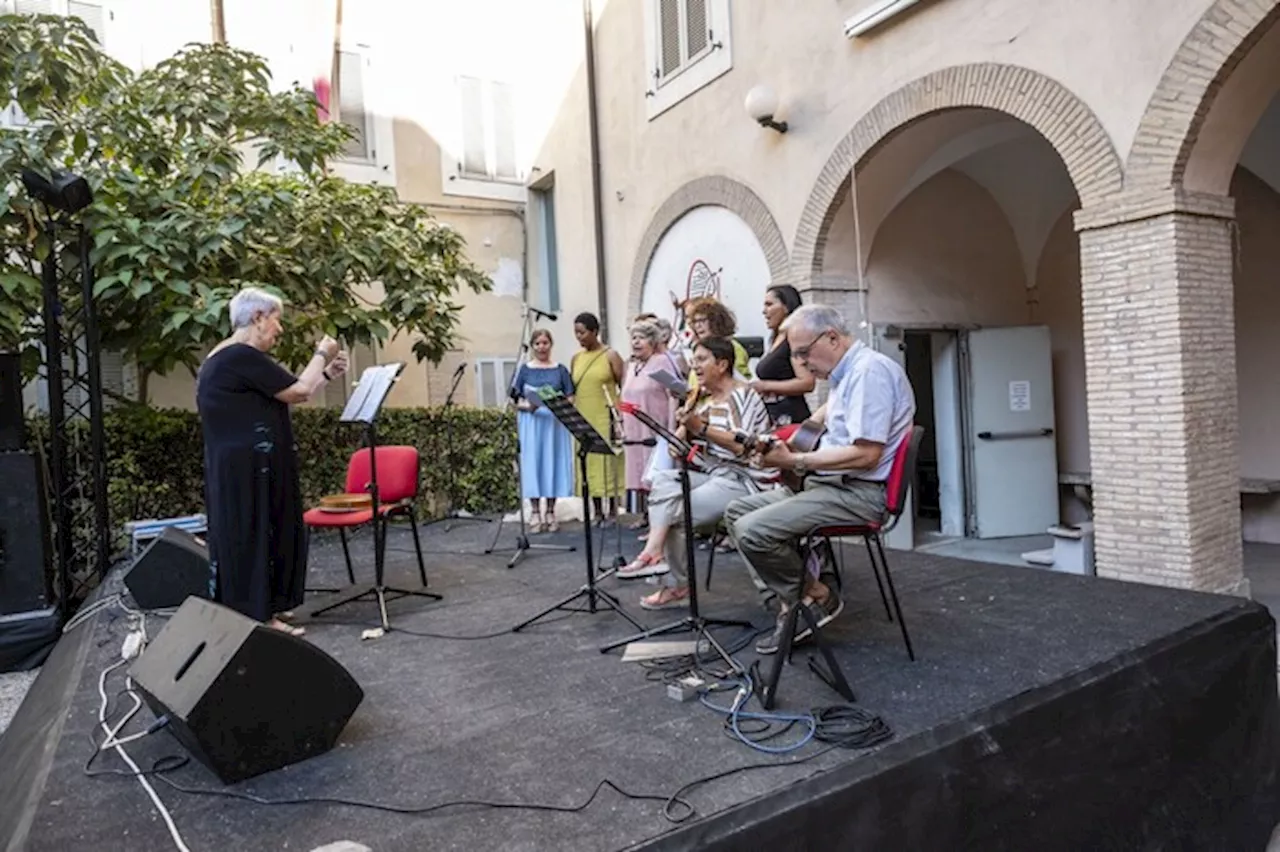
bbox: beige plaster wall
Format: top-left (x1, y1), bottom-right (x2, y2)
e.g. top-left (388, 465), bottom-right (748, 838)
top-left (530, 0), bottom-right (1217, 344)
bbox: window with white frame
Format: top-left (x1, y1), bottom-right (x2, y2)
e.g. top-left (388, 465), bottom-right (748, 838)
top-left (643, 0), bottom-right (731, 120)
top-left (475, 357), bottom-right (518, 409)
top-left (530, 185), bottom-right (561, 314)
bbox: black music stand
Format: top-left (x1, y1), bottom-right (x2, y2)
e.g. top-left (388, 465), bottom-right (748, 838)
top-left (598, 404), bottom-right (751, 670)
top-left (511, 390), bottom-right (644, 634)
top-left (309, 363), bottom-right (442, 633)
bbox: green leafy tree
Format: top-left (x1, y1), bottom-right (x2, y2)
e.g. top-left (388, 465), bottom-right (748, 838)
top-left (0, 13), bottom-right (490, 400)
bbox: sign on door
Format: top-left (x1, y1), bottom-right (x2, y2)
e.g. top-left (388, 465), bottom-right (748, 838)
top-left (1008, 380), bottom-right (1031, 412)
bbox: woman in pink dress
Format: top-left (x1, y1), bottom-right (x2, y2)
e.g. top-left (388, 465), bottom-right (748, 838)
top-left (620, 319), bottom-right (681, 527)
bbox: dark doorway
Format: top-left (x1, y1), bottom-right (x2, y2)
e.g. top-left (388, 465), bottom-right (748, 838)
top-left (903, 332), bottom-right (940, 527)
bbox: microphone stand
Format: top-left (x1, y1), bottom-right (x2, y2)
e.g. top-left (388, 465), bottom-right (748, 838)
top-left (421, 362), bottom-right (491, 533)
top-left (486, 305), bottom-right (576, 568)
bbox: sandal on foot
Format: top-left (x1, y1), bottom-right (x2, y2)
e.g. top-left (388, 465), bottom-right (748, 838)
top-left (641, 586), bottom-right (690, 611)
top-left (268, 618), bottom-right (306, 637)
top-left (617, 552), bottom-right (668, 579)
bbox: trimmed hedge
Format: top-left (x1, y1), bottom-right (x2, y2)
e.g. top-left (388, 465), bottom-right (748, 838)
top-left (46, 405), bottom-right (519, 551)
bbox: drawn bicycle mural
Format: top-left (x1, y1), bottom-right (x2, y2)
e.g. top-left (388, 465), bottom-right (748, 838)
top-left (666, 259), bottom-right (722, 350)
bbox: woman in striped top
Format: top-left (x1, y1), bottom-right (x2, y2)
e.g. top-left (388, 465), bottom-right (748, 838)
top-left (634, 337), bottom-right (775, 612)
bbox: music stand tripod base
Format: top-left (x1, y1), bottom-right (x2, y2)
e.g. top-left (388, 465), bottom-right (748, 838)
top-left (307, 363), bottom-right (444, 634)
top-left (510, 394), bottom-right (642, 635)
top-left (598, 406), bottom-right (753, 668)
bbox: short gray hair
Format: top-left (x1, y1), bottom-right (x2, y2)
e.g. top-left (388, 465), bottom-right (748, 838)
top-left (781, 304), bottom-right (850, 339)
top-left (628, 320), bottom-right (663, 347)
top-left (228, 287), bottom-right (283, 330)
top-left (651, 317), bottom-right (673, 343)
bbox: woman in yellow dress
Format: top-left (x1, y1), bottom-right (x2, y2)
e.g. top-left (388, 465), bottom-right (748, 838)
top-left (571, 312), bottom-right (626, 520)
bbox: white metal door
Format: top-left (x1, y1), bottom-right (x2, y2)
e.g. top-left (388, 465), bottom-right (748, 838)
top-left (963, 326), bottom-right (1059, 539)
top-left (871, 327), bottom-right (914, 551)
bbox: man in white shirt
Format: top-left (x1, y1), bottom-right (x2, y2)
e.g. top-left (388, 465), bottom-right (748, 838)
top-left (724, 304), bottom-right (915, 655)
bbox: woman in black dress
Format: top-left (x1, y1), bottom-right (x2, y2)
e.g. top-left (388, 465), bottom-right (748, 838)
top-left (750, 285), bottom-right (815, 426)
top-left (196, 287), bottom-right (348, 636)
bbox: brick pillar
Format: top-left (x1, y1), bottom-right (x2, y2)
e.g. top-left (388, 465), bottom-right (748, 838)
top-left (1074, 189), bottom-right (1247, 595)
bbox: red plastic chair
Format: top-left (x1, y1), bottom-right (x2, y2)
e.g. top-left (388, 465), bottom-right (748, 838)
top-left (803, 425), bottom-right (924, 661)
top-left (303, 446), bottom-right (429, 587)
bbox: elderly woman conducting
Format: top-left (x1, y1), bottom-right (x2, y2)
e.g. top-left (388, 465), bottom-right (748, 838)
top-left (196, 287), bottom-right (348, 636)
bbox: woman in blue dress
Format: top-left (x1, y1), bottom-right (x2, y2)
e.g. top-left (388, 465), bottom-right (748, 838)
top-left (512, 329), bottom-right (575, 532)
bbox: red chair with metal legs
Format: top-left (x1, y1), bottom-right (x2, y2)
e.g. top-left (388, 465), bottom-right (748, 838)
top-left (303, 446), bottom-right (430, 588)
top-left (802, 425), bottom-right (924, 661)
top-left (759, 426), bottom-right (924, 709)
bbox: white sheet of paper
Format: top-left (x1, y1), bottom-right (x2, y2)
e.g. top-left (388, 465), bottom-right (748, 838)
top-left (523, 384), bottom-right (544, 409)
top-left (620, 639), bottom-right (700, 662)
top-left (650, 369), bottom-right (690, 397)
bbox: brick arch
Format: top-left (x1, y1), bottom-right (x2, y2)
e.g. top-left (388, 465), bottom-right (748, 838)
top-left (1126, 0), bottom-right (1280, 192)
top-left (627, 176), bottom-right (789, 319)
top-left (790, 63), bottom-right (1123, 289)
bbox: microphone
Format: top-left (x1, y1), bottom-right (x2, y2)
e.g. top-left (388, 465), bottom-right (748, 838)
top-left (453, 362), bottom-right (467, 378)
top-left (622, 438), bottom-right (657, 447)
top-left (530, 307), bottom-right (558, 321)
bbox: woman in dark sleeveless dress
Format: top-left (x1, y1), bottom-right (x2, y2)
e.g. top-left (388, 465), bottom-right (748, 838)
top-left (196, 287), bottom-right (348, 636)
top-left (751, 285), bottom-right (815, 426)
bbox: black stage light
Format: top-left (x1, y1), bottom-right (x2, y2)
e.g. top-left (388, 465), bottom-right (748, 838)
top-left (21, 169), bottom-right (92, 214)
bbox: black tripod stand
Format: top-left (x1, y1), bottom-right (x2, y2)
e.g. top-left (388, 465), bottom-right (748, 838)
top-left (599, 404), bottom-right (752, 668)
top-left (309, 363), bottom-right (443, 633)
top-left (512, 392), bottom-right (643, 634)
top-left (421, 363), bottom-right (490, 533)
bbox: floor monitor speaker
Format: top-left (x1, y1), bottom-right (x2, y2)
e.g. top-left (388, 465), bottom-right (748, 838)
top-left (121, 527), bottom-right (213, 610)
top-left (129, 597), bottom-right (364, 784)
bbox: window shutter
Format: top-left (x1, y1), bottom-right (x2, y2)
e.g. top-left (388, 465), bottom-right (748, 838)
top-left (67, 1), bottom-right (106, 45)
top-left (658, 0), bottom-right (681, 78)
top-left (459, 76), bottom-right (488, 177)
top-left (338, 50), bottom-right (370, 160)
top-left (491, 81), bottom-right (518, 180)
top-left (15, 0), bottom-right (55, 14)
top-left (684, 0), bottom-right (708, 60)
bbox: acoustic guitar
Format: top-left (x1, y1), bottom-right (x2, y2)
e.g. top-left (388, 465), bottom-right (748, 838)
top-left (753, 418), bottom-right (827, 492)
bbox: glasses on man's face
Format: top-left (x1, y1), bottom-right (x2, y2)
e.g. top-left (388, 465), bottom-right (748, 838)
top-left (791, 330), bottom-right (831, 360)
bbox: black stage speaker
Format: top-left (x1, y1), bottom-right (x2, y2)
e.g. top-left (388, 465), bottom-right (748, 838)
top-left (129, 597), bottom-right (364, 784)
top-left (122, 527), bottom-right (214, 610)
top-left (0, 451), bottom-right (52, 615)
top-left (0, 353), bottom-right (24, 452)
top-left (735, 336), bottom-right (765, 359)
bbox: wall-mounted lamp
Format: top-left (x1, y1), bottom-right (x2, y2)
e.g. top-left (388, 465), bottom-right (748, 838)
top-left (844, 0), bottom-right (921, 38)
top-left (745, 85), bottom-right (788, 134)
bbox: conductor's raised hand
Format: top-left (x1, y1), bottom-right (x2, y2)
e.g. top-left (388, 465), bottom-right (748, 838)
top-left (328, 350), bottom-right (349, 378)
top-left (316, 335), bottom-right (340, 362)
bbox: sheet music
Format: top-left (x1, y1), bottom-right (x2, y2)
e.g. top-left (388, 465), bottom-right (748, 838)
top-left (341, 363), bottom-right (404, 424)
top-left (522, 383), bottom-right (544, 410)
top-left (650, 369), bottom-right (689, 397)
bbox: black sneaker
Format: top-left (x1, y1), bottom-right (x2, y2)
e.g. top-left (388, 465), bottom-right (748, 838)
top-left (794, 592), bottom-right (845, 643)
top-left (755, 612), bottom-right (789, 655)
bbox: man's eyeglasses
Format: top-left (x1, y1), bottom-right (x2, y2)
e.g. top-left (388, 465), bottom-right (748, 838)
top-left (791, 330), bottom-right (833, 359)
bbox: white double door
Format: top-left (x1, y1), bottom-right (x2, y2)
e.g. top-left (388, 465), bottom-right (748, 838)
top-left (877, 325), bottom-right (1059, 548)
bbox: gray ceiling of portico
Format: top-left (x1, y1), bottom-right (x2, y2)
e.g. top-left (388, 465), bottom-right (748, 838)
top-left (851, 96), bottom-right (1280, 288)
